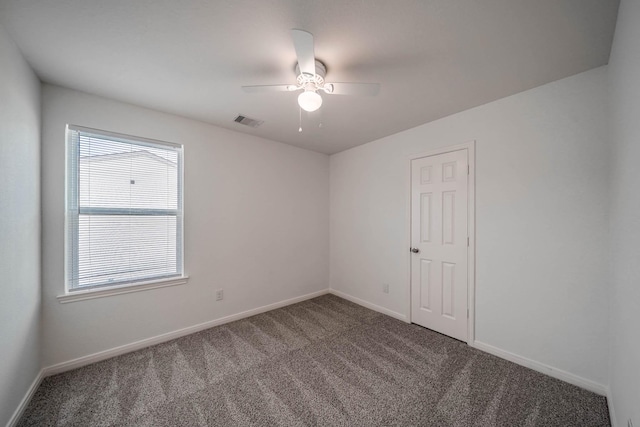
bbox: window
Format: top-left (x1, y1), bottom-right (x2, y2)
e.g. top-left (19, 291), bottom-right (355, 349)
top-left (65, 125), bottom-right (184, 295)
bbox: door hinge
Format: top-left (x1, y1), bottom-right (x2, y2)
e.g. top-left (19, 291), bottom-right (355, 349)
top-left (467, 237), bottom-right (469, 246)
top-left (467, 165), bottom-right (470, 175)
top-left (467, 308), bottom-right (469, 318)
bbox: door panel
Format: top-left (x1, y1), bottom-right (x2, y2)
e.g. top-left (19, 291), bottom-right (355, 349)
top-left (411, 149), bottom-right (468, 341)
top-left (420, 259), bottom-right (432, 311)
top-left (442, 262), bottom-right (455, 318)
top-left (420, 193), bottom-right (432, 242)
top-left (442, 191), bottom-right (456, 245)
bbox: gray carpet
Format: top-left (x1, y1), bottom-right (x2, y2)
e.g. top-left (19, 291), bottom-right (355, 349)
top-left (18, 294), bottom-right (610, 426)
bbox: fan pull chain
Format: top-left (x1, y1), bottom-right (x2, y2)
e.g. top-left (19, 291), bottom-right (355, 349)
top-left (298, 107), bottom-right (303, 133)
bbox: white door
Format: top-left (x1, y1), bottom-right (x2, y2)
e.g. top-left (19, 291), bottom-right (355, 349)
top-left (411, 149), bottom-right (469, 341)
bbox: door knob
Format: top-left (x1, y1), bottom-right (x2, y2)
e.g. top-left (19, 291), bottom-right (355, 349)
top-left (410, 247), bottom-right (420, 253)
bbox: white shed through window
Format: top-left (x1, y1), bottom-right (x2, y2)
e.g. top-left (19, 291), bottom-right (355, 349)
top-left (66, 125), bottom-right (184, 292)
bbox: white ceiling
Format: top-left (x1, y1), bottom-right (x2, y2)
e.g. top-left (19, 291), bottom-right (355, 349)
top-left (0, 0), bottom-right (619, 154)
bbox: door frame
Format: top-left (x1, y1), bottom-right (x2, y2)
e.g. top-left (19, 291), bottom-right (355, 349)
top-left (406, 141), bottom-right (476, 345)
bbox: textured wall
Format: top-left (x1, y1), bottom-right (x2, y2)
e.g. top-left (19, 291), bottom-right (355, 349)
top-left (41, 84), bottom-right (329, 367)
top-left (330, 67), bottom-right (610, 386)
top-left (607, 0), bottom-right (640, 425)
top-left (0, 25), bottom-right (41, 426)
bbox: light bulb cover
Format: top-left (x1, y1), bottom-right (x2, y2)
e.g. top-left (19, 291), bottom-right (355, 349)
top-left (298, 90), bottom-right (322, 112)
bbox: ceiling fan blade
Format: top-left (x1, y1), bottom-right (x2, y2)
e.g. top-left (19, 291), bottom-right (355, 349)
top-left (242, 84), bottom-right (299, 93)
top-left (325, 83), bottom-right (380, 96)
top-left (291, 29), bottom-right (316, 75)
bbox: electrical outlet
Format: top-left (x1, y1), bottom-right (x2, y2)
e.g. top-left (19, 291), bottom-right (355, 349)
top-left (215, 289), bottom-right (224, 301)
top-left (382, 283), bottom-right (389, 294)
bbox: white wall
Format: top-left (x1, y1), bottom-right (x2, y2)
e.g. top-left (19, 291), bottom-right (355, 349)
top-left (330, 67), bottom-right (610, 386)
top-left (41, 84), bottom-right (329, 367)
top-left (0, 25), bottom-right (41, 426)
top-left (607, 0), bottom-right (640, 425)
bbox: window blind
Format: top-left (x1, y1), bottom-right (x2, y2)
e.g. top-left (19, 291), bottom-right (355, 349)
top-left (66, 126), bottom-right (183, 291)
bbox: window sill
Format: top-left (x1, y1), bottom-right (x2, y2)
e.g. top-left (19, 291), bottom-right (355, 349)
top-left (57, 276), bottom-right (189, 304)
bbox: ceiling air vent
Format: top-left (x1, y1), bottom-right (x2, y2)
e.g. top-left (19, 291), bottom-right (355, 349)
top-left (234, 115), bottom-right (264, 128)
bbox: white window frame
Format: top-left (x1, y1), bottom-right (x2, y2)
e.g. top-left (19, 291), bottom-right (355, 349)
top-left (59, 125), bottom-right (187, 303)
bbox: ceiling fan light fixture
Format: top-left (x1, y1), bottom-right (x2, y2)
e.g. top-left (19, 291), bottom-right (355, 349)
top-left (298, 89), bottom-right (322, 112)
top-left (241, 30), bottom-right (380, 124)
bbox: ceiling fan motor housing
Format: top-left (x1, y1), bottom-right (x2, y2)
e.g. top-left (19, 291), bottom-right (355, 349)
top-left (295, 60), bottom-right (327, 91)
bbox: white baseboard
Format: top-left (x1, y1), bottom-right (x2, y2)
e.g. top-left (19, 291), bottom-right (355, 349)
top-left (606, 386), bottom-right (618, 427)
top-left (43, 289), bottom-right (329, 377)
top-left (7, 369), bottom-right (45, 427)
top-left (472, 340), bottom-right (607, 396)
top-left (329, 288), bottom-right (408, 322)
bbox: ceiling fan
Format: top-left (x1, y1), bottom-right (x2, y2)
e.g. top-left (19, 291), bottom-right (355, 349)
top-left (242, 29), bottom-right (380, 113)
